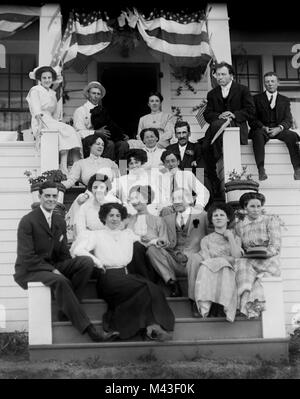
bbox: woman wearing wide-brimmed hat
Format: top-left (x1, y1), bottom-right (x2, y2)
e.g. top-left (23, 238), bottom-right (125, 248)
top-left (27, 65), bottom-right (82, 175)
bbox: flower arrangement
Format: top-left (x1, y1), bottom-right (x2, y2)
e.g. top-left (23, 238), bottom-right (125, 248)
top-left (227, 165), bottom-right (253, 181)
top-left (24, 169), bottom-right (67, 186)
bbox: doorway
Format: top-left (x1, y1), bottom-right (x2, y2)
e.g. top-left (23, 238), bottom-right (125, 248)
top-left (98, 63), bottom-right (160, 138)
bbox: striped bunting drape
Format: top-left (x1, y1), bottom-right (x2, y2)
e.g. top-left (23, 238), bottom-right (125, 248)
top-left (128, 9), bottom-right (212, 67)
top-left (52, 11), bottom-right (113, 72)
top-left (0, 6), bottom-right (40, 39)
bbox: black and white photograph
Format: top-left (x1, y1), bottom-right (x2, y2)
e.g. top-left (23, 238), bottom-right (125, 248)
top-left (0, 0), bottom-right (299, 382)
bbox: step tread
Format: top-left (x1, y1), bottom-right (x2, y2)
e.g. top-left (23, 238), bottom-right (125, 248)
top-left (52, 316), bottom-right (256, 327)
top-left (30, 336), bottom-right (290, 349)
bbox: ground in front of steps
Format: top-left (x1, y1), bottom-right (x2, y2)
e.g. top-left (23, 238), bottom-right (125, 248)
top-left (0, 332), bottom-right (300, 379)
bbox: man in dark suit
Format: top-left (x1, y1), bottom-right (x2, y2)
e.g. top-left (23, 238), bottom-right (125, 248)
top-left (14, 181), bottom-right (117, 342)
top-left (203, 62), bottom-right (255, 192)
top-left (167, 120), bottom-right (202, 172)
top-left (166, 120), bottom-right (212, 197)
top-left (249, 71), bottom-right (300, 180)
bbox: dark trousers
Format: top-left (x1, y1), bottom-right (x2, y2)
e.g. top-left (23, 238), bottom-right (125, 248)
top-left (15, 256), bottom-right (94, 333)
top-left (127, 241), bottom-right (159, 283)
top-left (202, 119), bottom-right (229, 190)
top-left (250, 128), bottom-right (300, 169)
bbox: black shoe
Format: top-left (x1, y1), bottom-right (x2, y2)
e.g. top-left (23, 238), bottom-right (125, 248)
top-left (190, 300), bottom-right (201, 318)
top-left (294, 168), bottom-right (300, 180)
top-left (167, 280), bottom-right (182, 297)
top-left (57, 310), bottom-right (69, 322)
top-left (85, 324), bottom-right (105, 342)
top-left (258, 167), bottom-right (268, 181)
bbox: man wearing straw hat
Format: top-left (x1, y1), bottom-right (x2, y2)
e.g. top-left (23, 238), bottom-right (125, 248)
top-left (73, 81), bottom-right (129, 161)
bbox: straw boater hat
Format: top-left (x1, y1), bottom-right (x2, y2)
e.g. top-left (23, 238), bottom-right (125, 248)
top-left (29, 65), bottom-right (58, 81)
top-left (83, 81), bottom-right (106, 99)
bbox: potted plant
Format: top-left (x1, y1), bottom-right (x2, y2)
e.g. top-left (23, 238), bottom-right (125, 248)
top-left (224, 166), bottom-right (259, 208)
top-left (24, 169), bottom-right (67, 215)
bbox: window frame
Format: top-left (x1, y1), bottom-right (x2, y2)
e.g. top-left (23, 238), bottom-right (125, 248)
top-left (0, 53), bottom-right (36, 130)
top-left (232, 54), bottom-right (263, 95)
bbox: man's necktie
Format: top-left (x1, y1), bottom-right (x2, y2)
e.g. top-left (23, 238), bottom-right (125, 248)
top-left (47, 216), bottom-right (52, 229)
top-left (180, 213), bottom-right (185, 229)
top-left (269, 94), bottom-right (274, 108)
top-left (170, 174), bottom-right (175, 198)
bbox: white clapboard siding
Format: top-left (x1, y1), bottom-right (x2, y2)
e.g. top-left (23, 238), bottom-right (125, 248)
top-left (242, 139), bottom-right (300, 332)
top-left (63, 68), bottom-right (88, 121)
top-left (0, 142), bottom-right (36, 332)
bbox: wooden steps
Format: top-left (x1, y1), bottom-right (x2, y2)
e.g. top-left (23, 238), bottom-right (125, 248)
top-left (241, 139), bottom-right (300, 333)
top-left (30, 338), bottom-right (289, 362)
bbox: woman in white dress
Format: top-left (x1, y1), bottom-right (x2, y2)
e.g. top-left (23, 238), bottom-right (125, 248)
top-left (73, 173), bottom-right (121, 238)
top-left (72, 202), bottom-right (175, 341)
top-left (27, 66), bottom-right (82, 175)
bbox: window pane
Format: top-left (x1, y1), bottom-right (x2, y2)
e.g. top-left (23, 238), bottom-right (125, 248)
top-left (10, 93), bottom-right (21, 108)
top-left (22, 55), bottom-right (36, 73)
top-left (9, 55), bottom-right (21, 73)
top-left (287, 60), bottom-right (299, 79)
top-left (0, 75), bottom-right (9, 90)
top-left (23, 77), bottom-right (33, 90)
top-left (274, 57), bottom-right (286, 79)
top-left (248, 58), bottom-right (259, 74)
top-left (0, 93), bottom-right (9, 108)
top-left (238, 76), bottom-right (249, 86)
top-left (0, 111), bottom-right (11, 130)
top-left (21, 92), bottom-right (29, 108)
top-left (11, 111), bottom-right (31, 130)
top-left (10, 75), bottom-right (21, 90)
top-left (249, 77), bottom-right (260, 93)
top-left (235, 57), bottom-right (248, 74)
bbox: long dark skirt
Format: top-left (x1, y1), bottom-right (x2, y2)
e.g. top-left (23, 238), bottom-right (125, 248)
top-left (96, 267), bottom-right (175, 339)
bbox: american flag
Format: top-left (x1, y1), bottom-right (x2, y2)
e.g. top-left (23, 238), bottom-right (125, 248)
top-left (195, 100), bottom-right (207, 128)
top-left (127, 8), bottom-right (212, 67)
top-left (51, 10), bottom-right (113, 73)
top-left (0, 6), bottom-right (40, 39)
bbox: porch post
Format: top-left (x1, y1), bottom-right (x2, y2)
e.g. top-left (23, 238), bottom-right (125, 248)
top-left (39, 4), bottom-right (62, 171)
top-left (223, 127), bottom-right (242, 183)
top-left (28, 282), bottom-right (52, 345)
top-left (261, 277), bottom-right (287, 338)
top-left (206, 3), bottom-right (232, 63)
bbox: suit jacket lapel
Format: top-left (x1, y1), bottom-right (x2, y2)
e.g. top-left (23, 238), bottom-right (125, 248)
top-left (226, 81), bottom-right (238, 103)
top-left (182, 142), bottom-right (193, 167)
top-left (261, 92), bottom-right (271, 114)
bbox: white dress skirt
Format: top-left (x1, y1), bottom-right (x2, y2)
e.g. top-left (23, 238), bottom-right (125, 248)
top-left (26, 85), bottom-right (82, 152)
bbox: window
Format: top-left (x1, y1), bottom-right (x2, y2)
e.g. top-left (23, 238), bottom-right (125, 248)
top-left (232, 55), bottom-right (262, 94)
top-left (274, 55), bottom-right (300, 81)
top-left (0, 54), bottom-right (36, 131)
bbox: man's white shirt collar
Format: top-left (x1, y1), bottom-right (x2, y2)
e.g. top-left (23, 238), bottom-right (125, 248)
top-left (85, 100), bottom-right (98, 110)
top-left (176, 206), bottom-right (191, 226)
top-left (265, 90), bottom-right (278, 109)
top-left (221, 80), bottom-right (233, 98)
top-left (40, 205), bottom-right (53, 227)
top-left (178, 144), bottom-right (187, 159)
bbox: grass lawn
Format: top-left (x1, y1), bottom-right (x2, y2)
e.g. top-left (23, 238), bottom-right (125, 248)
top-left (0, 330), bottom-right (300, 379)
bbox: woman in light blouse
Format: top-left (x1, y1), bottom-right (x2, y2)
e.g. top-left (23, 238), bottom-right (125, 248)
top-left (139, 128), bottom-right (166, 172)
top-left (234, 192), bottom-right (282, 318)
top-left (62, 133), bottom-right (119, 190)
top-left (72, 203), bottom-right (175, 341)
top-left (26, 65), bottom-right (82, 175)
top-left (137, 92), bottom-right (175, 148)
